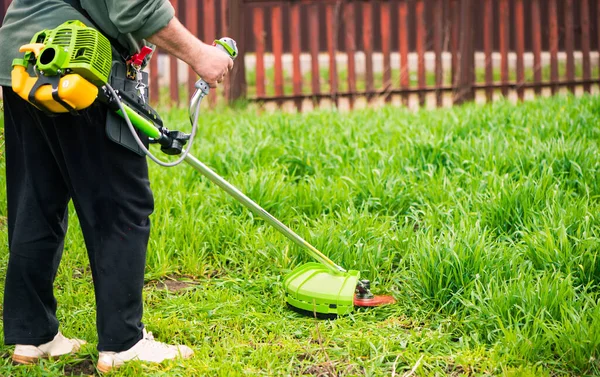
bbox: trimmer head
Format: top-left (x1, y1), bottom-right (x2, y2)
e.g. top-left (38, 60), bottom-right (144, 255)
top-left (283, 263), bottom-right (395, 317)
top-left (283, 263), bottom-right (359, 316)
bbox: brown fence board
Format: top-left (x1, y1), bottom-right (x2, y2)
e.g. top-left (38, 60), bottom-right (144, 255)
top-left (271, 5), bottom-right (284, 98)
top-left (581, 0), bottom-right (591, 92)
top-left (220, 0), bottom-right (229, 100)
top-left (531, 0), bottom-right (542, 95)
top-left (549, 0), bottom-right (559, 94)
top-left (565, 0), bottom-right (575, 93)
top-left (381, 1), bottom-right (392, 102)
top-left (290, 2), bottom-right (302, 108)
top-left (309, 4), bottom-right (320, 98)
top-left (451, 0), bottom-right (459, 88)
top-left (169, 0), bottom-right (180, 105)
top-left (253, 6), bottom-right (265, 97)
top-left (416, 0), bottom-right (426, 106)
top-left (150, 48), bottom-right (159, 105)
top-left (203, 0), bottom-right (217, 105)
top-left (499, 0), bottom-right (509, 97)
top-left (456, 0), bottom-right (474, 104)
top-left (326, 4), bottom-right (338, 105)
top-left (434, 0), bottom-right (443, 106)
top-left (363, 2), bottom-right (374, 93)
top-left (399, 0), bottom-right (410, 105)
top-left (484, 0), bottom-right (494, 102)
top-left (186, 0), bottom-right (199, 101)
top-left (344, 2), bottom-right (356, 108)
top-left (515, 0), bottom-right (525, 100)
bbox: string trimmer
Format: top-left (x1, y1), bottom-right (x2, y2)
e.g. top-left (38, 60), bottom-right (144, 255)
top-left (11, 21), bottom-right (395, 316)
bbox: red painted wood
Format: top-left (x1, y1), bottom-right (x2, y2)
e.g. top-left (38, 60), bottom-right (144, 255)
top-left (290, 2), bottom-right (302, 107)
top-left (381, 1), bottom-right (391, 102)
top-left (434, 0), bottom-right (443, 106)
top-left (399, 0), bottom-right (409, 105)
top-left (531, 0), bottom-right (542, 95)
top-left (170, 0), bottom-right (180, 105)
top-left (451, 0), bottom-right (459, 90)
top-left (149, 47), bottom-right (159, 105)
top-left (565, 0), bottom-right (575, 93)
top-left (220, 0), bottom-right (229, 101)
top-left (416, 0), bottom-right (426, 106)
top-left (549, 0), bottom-right (559, 94)
top-left (515, 0), bottom-right (525, 100)
top-left (598, 0), bottom-right (600, 79)
top-left (186, 0), bottom-right (199, 101)
top-left (499, 0), bottom-right (509, 97)
top-left (456, 0), bottom-right (474, 104)
top-left (253, 7), bottom-right (265, 96)
top-left (483, 0), bottom-right (493, 102)
top-left (344, 2), bottom-right (356, 107)
top-left (203, 0), bottom-right (217, 104)
top-left (581, 0), bottom-right (591, 92)
top-left (326, 4), bottom-right (338, 104)
top-left (309, 4), bottom-right (320, 96)
top-left (363, 1), bottom-right (374, 93)
top-left (272, 5), bottom-right (284, 98)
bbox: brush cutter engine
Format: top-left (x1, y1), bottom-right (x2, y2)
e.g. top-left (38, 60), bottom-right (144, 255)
top-left (11, 20), bottom-right (112, 114)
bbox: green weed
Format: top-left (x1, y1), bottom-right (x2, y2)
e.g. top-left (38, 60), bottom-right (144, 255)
top-left (0, 94), bottom-right (599, 375)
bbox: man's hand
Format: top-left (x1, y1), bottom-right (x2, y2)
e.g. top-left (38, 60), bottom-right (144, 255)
top-left (193, 43), bottom-right (234, 88)
top-left (147, 17), bottom-right (234, 88)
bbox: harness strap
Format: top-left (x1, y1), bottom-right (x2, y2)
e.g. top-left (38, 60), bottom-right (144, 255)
top-left (61, 0), bottom-right (133, 61)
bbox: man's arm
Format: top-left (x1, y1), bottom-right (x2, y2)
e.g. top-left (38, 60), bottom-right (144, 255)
top-left (146, 17), bottom-right (233, 87)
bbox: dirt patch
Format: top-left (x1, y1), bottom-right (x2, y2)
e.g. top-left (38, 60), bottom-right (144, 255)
top-left (63, 359), bottom-right (96, 376)
top-left (297, 353), bottom-right (314, 362)
top-left (72, 266), bottom-right (91, 279)
top-left (302, 362), bottom-right (359, 377)
top-left (376, 315), bottom-right (423, 330)
top-left (303, 363), bottom-right (336, 377)
top-left (146, 276), bottom-right (200, 292)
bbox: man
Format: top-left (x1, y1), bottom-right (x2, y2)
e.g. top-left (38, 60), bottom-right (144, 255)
top-left (0, 0), bottom-right (233, 372)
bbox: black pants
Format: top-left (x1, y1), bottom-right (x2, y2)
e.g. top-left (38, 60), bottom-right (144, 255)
top-left (2, 87), bottom-right (154, 352)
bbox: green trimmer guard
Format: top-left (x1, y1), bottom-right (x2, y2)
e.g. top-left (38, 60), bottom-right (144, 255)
top-left (283, 263), bottom-right (360, 316)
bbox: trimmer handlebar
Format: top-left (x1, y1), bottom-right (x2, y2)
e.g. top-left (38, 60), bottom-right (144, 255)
top-left (189, 38), bottom-right (238, 123)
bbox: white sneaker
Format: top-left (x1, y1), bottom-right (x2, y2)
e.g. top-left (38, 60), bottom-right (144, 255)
top-left (12, 332), bottom-right (86, 364)
top-left (96, 328), bottom-right (193, 373)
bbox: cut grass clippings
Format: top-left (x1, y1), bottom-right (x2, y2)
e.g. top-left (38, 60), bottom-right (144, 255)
top-left (0, 94), bottom-right (599, 376)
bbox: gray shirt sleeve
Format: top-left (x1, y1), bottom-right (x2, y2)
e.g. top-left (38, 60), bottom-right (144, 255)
top-left (82, 0), bottom-right (175, 43)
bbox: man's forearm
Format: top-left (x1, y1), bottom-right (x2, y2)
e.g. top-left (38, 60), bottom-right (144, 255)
top-left (146, 17), bottom-right (204, 69)
top-left (145, 15), bottom-right (233, 86)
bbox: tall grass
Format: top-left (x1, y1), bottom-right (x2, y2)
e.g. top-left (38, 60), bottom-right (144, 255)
top-left (0, 94), bottom-right (598, 376)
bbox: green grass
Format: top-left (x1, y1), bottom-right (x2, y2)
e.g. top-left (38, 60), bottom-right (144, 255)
top-left (0, 94), bottom-right (599, 376)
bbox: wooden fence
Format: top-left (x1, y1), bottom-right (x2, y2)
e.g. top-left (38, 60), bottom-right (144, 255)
top-left (235, 0), bottom-right (600, 110)
top-left (2, 0), bottom-right (600, 110)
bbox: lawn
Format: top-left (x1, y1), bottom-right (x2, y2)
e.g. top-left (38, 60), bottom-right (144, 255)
top-left (0, 94), bottom-right (598, 376)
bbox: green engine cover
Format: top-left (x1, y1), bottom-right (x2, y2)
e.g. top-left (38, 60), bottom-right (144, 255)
top-left (28, 20), bottom-right (112, 86)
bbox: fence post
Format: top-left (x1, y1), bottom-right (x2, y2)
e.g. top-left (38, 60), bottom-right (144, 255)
top-left (227, 0), bottom-right (246, 103)
top-left (454, 0), bottom-right (474, 104)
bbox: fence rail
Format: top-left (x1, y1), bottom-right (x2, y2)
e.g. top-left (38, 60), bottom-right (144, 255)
top-left (1, 0), bottom-right (599, 110)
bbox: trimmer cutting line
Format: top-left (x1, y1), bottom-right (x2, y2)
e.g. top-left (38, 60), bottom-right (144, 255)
top-left (11, 21), bottom-right (395, 316)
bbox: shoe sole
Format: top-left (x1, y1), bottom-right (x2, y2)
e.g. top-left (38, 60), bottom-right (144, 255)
top-left (97, 361), bottom-right (118, 373)
top-left (12, 354), bottom-right (48, 365)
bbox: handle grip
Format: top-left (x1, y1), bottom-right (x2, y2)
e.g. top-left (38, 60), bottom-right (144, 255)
top-left (189, 37), bottom-right (238, 122)
top-left (194, 38), bottom-right (238, 94)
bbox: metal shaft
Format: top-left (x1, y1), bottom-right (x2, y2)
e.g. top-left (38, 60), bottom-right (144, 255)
top-left (183, 153), bottom-right (346, 274)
